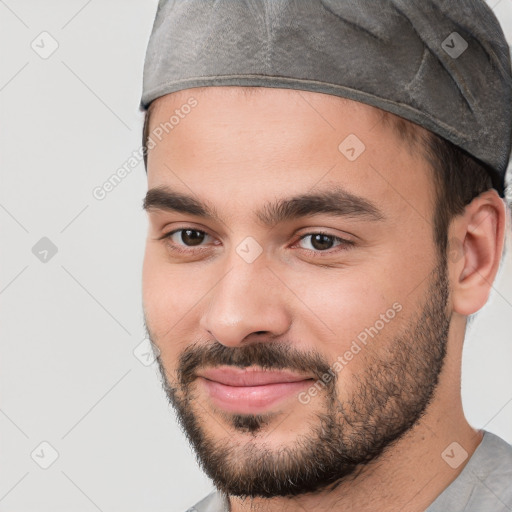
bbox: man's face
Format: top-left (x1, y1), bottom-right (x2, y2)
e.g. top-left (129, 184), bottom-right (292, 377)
top-left (142, 87), bottom-right (451, 496)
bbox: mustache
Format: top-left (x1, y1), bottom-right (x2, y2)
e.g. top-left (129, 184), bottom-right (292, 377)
top-left (177, 340), bottom-right (334, 389)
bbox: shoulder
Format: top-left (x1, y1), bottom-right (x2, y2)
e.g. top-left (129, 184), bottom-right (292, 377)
top-left (475, 430), bottom-right (512, 471)
top-left (427, 430), bottom-right (512, 512)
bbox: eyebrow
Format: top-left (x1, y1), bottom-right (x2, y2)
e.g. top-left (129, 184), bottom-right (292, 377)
top-left (142, 185), bottom-right (384, 226)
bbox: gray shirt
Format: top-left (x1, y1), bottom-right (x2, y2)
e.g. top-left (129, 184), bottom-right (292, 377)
top-left (187, 430), bottom-right (512, 512)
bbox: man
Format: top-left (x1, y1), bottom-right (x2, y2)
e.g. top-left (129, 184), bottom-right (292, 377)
top-left (139, 1), bottom-right (512, 510)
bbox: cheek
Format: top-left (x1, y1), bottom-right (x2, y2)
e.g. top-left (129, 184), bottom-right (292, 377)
top-left (296, 265), bottom-right (397, 325)
top-left (283, 264), bottom-right (409, 367)
top-left (142, 245), bottom-right (199, 358)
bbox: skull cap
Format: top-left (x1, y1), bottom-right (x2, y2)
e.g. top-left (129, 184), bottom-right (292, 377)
top-left (141, 0), bottom-right (512, 195)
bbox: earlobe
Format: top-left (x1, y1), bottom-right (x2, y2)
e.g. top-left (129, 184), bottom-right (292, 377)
top-left (450, 191), bottom-right (506, 316)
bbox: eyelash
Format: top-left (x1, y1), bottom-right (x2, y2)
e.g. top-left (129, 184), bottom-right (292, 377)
top-left (158, 228), bottom-right (354, 257)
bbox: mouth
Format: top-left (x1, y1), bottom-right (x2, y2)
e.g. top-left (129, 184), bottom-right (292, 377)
top-left (196, 366), bottom-right (314, 414)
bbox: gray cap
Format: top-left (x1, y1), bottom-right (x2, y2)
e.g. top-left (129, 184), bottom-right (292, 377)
top-left (140, 0), bottom-right (512, 196)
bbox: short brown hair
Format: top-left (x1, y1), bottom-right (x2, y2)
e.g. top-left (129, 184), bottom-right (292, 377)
top-left (380, 112), bottom-right (495, 255)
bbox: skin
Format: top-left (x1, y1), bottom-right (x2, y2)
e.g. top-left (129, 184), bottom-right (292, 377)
top-left (141, 86), bottom-right (506, 511)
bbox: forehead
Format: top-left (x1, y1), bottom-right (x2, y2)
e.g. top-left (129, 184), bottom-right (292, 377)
top-left (149, 85), bottom-right (387, 129)
top-left (146, 86), bottom-right (435, 226)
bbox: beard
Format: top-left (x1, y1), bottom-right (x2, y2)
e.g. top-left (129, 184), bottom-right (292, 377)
top-left (146, 256), bottom-right (451, 498)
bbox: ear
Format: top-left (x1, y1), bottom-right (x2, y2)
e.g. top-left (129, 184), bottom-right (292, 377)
top-left (448, 190), bottom-right (506, 316)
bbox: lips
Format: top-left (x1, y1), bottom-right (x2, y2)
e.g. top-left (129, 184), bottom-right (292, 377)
top-left (196, 366), bottom-right (314, 414)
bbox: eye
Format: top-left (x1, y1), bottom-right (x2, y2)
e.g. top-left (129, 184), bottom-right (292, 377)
top-left (295, 232), bottom-right (354, 254)
top-left (159, 228), bottom-right (214, 252)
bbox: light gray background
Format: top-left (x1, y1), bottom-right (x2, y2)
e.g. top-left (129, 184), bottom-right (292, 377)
top-left (0, 1), bottom-right (511, 511)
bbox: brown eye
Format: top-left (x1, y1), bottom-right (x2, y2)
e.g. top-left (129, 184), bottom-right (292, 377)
top-left (160, 228), bottom-right (213, 250)
top-left (295, 232), bottom-right (354, 257)
top-left (180, 229), bottom-right (206, 246)
top-left (310, 234), bottom-right (336, 251)
top-left (299, 233), bottom-right (339, 251)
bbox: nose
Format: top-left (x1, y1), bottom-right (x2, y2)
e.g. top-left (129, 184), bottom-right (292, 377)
top-left (199, 258), bottom-right (292, 348)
